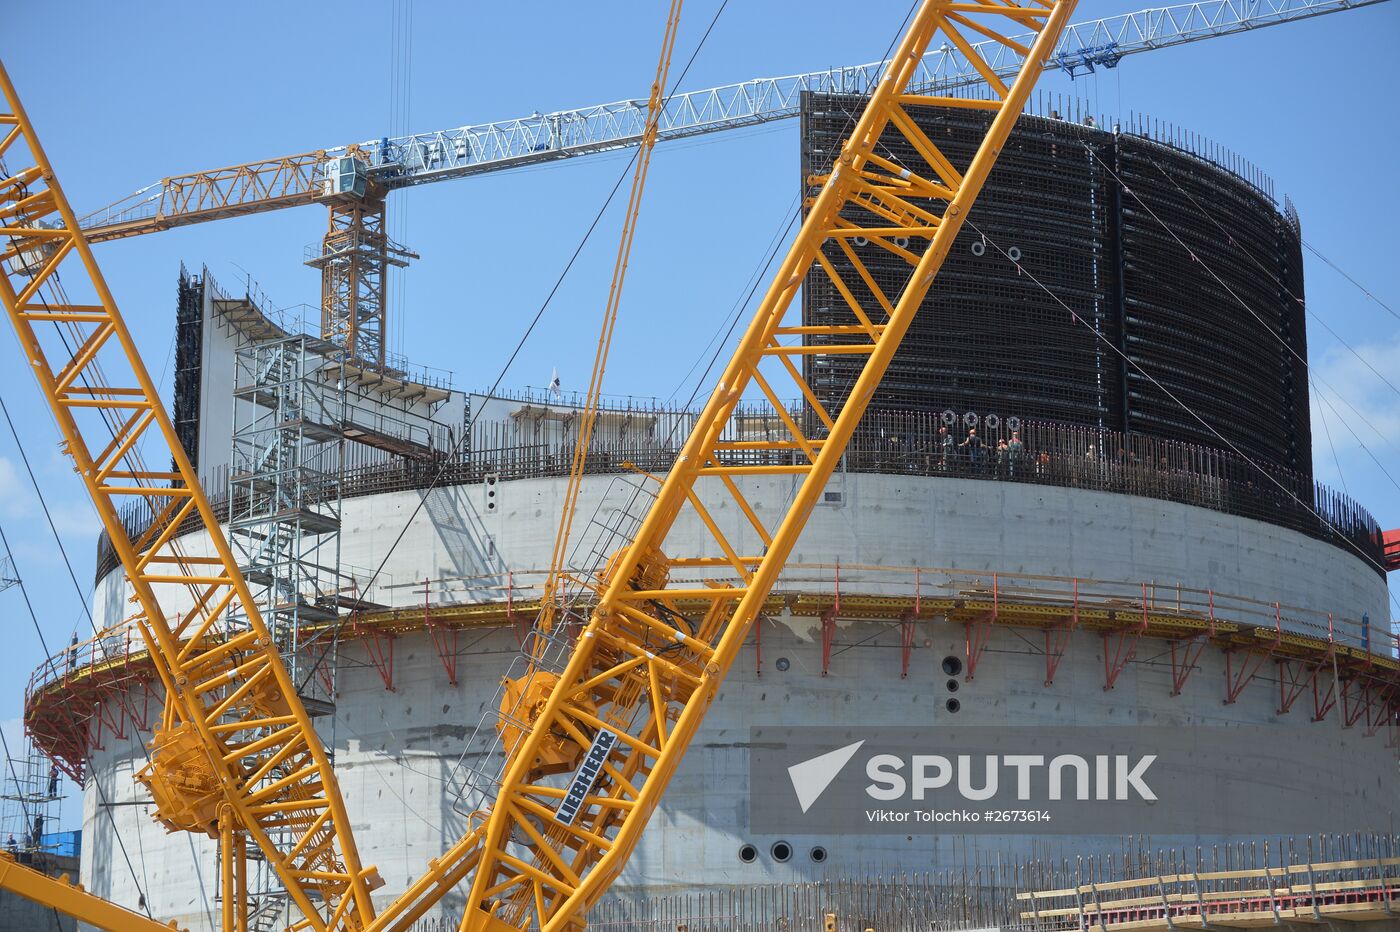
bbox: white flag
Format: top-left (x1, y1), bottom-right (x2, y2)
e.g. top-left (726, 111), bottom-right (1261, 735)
top-left (548, 368), bottom-right (562, 400)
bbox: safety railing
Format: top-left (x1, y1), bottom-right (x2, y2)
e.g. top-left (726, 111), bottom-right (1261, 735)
top-left (43, 560), bottom-right (1394, 706)
top-left (93, 410), bottom-right (1386, 582)
top-left (1019, 855), bottom-right (1400, 929)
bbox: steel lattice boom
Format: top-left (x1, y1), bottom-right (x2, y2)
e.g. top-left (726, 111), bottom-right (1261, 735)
top-left (78, 0), bottom-right (1383, 241)
top-left (0, 62), bottom-right (380, 932)
top-left (451, 2), bottom-right (1077, 928)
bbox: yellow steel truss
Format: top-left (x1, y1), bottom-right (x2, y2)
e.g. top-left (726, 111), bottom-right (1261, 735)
top-left (0, 851), bottom-right (186, 932)
top-left (458, 2), bottom-right (1076, 928)
top-left (78, 151), bottom-right (328, 244)
top-left (0, 63), bottom-right (379, 931)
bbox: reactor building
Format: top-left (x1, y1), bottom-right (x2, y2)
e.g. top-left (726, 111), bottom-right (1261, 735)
top-left (18, 97), bottom-right (1397, 930)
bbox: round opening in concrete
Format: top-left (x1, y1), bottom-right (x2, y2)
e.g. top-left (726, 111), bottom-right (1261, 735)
top-left (941, 656), bottom-right (963, 677)
top-left (771, 841), bottom-right (793, 863)
top-left (738, 844), bottom-right (758, 863)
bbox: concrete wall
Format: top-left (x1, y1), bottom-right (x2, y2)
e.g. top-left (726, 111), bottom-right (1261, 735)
top-left (74, 472), bottom-right (1393, 928)
top-left (78, 620), bottom-right (1398, 929)
top-left (91, 472), bottom-right (1390, 641)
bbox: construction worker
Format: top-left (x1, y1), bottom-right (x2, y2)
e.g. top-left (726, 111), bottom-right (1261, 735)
top-left (5, 832), bottom-right (15, 854)
top-left (938, 426), bottom-right (954, 471)
top-left (47, 764), bottom-right (59, 798)
top-left (959, 427), bottom-right (985, 470)
top-left (1007, 431), bottom-right (1025, 477)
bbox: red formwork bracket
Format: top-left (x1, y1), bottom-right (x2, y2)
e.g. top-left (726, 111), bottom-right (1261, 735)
top-left (1364, 687), bottom-right (1397, 739)
top-left (965, 612), bottom-right (996, 682)
top-left (1103, 583), bottom-right (1153, 692)
top-left (1276, 660), bottom-right (1318, 715)
top-left (355, 623), bottom-right (396, 693)
top-left (301, 643), bottom-right (335, 700)
top-left (900, 614), bottom-right (916, 679)
top-left (1342, 678), bottom-right (1371, 729)
top-left (1101, 628), bottom-right (1141, 692)
top-left (426, 621), bottom-right (460, 687)
top-left (964, 573), bottom-right (1000, 683)
top-left (1223, 650), bottom-right (1269, 705)
top-left (112, 682), bottom-right (155, 736)
top-left (1044, 623), bottom-right (1074, 687)
top-left (820, 609), bottom-right (837, 677)
top-left (1043, 579), bottom-right (1079, 687)
top-left (1313, 671), bottom-right (1340, 722)
top-left (1169, 636), bottom-right (1210, 697)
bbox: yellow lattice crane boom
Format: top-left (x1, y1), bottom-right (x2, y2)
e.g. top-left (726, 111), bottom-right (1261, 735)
top-left (0, 1), bottom-right (1074, 929)
top-left (457, 4), bottom-right (1076, 927)
top-left (0, 61), bottom-right (380, 932)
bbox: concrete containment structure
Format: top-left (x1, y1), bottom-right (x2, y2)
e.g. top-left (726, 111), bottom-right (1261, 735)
top-left (40, 438), bottom-right (1398, 929)
top-left (22, 133), bottom-right (1400, 930)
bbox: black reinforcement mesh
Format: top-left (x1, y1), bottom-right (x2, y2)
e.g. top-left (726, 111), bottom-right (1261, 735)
top-left (800, 94), bottom-right (1311, 479)
top-left (173, 266), bottom-right (204, 471)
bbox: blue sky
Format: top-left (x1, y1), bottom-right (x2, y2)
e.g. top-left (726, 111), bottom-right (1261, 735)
top-left (1, 1), bottom-right (1397, 827)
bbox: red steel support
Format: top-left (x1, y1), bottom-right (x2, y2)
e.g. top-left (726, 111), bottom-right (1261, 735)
top-left (1313, 671), bottom-right (1339, 722)
top-left (1169, 636), bottom-right (1209, 696)
top-left (427, 622), bottom-right (460, 688)
top-left (1363, 686), bottom-right (1395, 738)
top-left (1103, 584), bottom-right (1149, 691)
top-left (1043, 579), bottom-right (1079, 687)
top-left (900, 614), bottom-right (916, 679)
top-left (1343, 679), bottom-right (1371, 729)
top-left (1276, 660), bottom-right (1316, 715)
top-left (1223, 650), bottom-right (1269, 705)
top-left (355, 623), bottom-right (396, 692)
top-left (422, 577), bottom-right (459, 686)
top-left (302, 643), bottom-right (335, 699)
top-left (1102, 629), bottom-right (1140, 692)
top-left (964, 574), bottom-right (999, 682)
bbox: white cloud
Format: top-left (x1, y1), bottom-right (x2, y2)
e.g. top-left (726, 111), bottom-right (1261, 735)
top-left (49, 500), bottom-right (101, 541)
top-left (1309, 334), bottom-right (1400, 486)
top-left (0, 457), bottom-right (30, 519)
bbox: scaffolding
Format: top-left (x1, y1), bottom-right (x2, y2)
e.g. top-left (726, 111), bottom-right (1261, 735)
top-left (217, 276), bottom-right (450, 927)
top-left (229, 331), bottom-right (347, 706)
top-left (0, 735), bottom-right (64, 860)
top-left (0, 551), bottom-right (64, 864)
top-left (224, 325), bottom-right (345, 929)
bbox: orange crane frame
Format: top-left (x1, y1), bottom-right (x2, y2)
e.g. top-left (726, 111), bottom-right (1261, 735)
top-left (0, 61), bottom-right (380, 932)
top-left (0, 1), bottom-right (1075, 928)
